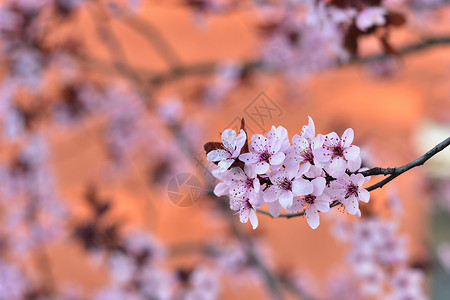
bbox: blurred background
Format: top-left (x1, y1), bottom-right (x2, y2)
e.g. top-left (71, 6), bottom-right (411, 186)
top-left (0, 0), bottom-right (450, 299)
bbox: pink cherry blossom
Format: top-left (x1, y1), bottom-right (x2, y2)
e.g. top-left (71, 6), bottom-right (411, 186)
top-left (239, 125), bottom-right (289, 174)
top-left (328, 173), bottom-right (369, 215)
top-left (263, 164), bottom-right (313, 214)
top-left (207, 128), bottom-right (246, 172)
top-left (300, 116), bottom-right (316, 142)
top-left (356, 7), bottom-right (387, 31)
top-left (0, 260), bottom-right (28, 300)
top-left (285, 134), bottom-right (324, 172)
top-left (390, 268), bottom-right (426, 300)
top-left (314, 128), bottom-right (361, 177)
top-left (227, 165), bottom-right (260, 200)
top-left (181, 266), bottom-right (220, 300)
top-left (235, 194), bottom-right (262, 229)
top-left (285, 177), bottom-right (330, 229)
top-left (212, 167), bottom-right (230, 197)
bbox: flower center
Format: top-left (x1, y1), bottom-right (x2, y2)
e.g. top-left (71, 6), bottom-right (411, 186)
top-left (245, 177), bottom-right (253, 189)
top-left (260, 151), bottom-right (270, 162)
top-left (345, 183), bottom-right (358, 198)
top-left (242, 199), bottom-right (252, 210)
top-left (301, 149), bottom-right (315, 164)
top-left (304, 194), bottom-right (316, 205)
top-left (332, 145), bottom-right (344, 157)
top-left (280, 178), bottom-right (292, 191)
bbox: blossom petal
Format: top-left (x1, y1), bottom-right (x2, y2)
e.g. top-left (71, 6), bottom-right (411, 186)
top-left (286, 163), bottom-right (300, 180)
top-left (341, 128), bottom-right (354, 147)
top-left (311, 177), bottom-right (326, 196)
top-left (285, 197), bottom-right (304, 213)
top-left (229, 199), bottom-right (240, 210)
top-left (301, 116), bottom-right (315, 141)
top-left (254, 161), bottom-right (270, 174)
top-left (252, 178), bottom-right (260, 193)
top-left (313, 147), bottom-right (331, 163)
top-left (218, 159), bottom-right (234, 171)
top-left (239, 208), bottom-right (249, 224)
top-left (315, 197), bottom-right (330, 212)
top-left (347, 156), bottom-right (362, 172)
top-left (352, 173), bottom-right (366, 186)
top-left (345, 195), bottom-right (359, 215)
top-left (292, 135), bottom-right (310, 152)
top-left (279, 190), bottom-right (293, 209)
top-left (305, 207), bottom-right (320, 229)
top-left (267, 201), bottom-right (281, 217)
top-left (292, 179), bottom-right (313, 196)
top-left (221, 129), bottom-right (237, 152)
top-left (229, 167), bottom-right (246, 180)
top-left (249, 210), bottom-right (258, 229)
top-left (239, 152), bottom-right (259, 164)
top-left (344, 145), bottom-right (360, 161)
top-left (235, 129), bottom-right (247, 152)
top-left (207, 149), bottom-right (229, 162)
top-left (214, 182), bottom-right (229, 196)
top-left (263, 188), bottom-right (278, 203)
top-left (325, 132), bottom-right (340, 147)
top-left (267, 126), bottom-right (288, 154)
top-left (328, 157), bottom-right (346, 176)
top-left (358, 188), bottom-right (370, 203)
top-left (250, 134), bottom-right (267, 153)
top-left (269, 151), bottom-right (285, 166)
top-left (244, 164), bottom-right (256, 178)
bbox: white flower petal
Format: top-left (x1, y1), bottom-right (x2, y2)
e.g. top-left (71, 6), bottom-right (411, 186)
top-left (341, 128), bottom-right (354, 147)
top-left (214, 182), bottom-right (229, 196)
top-left (221, 129), bottom-right (237, 151)
top-left (269, 151), bottom-right (285, 166)
top-left (267, 201), bottom-right (282, 217)
top-left (235, 129), bottom-right (247, 151)
top-left (292, 179), bottom-right (314, 196)
top-left (344, 145), bottom-right (360, 161)
top-left (254, 161), bottom-right (270, 174)
top-left (328, 157), bottom-right (346, 177)
top-left (279, 190), bottom-right (293, 209)
top-left (207, 149), bottom-right (229, 162)
top-left (358, 188), bottom-right (370, 203)
top-left (305, 206), bottom-right (320, 229)
top-left (218, 159), bottom-right (234, 171)
top-left (311, 177), bottom-right (326, 196)
top-left (239, 152), bottom-right (259, 164)
top-left (249, 210), bottom-right (258, 229)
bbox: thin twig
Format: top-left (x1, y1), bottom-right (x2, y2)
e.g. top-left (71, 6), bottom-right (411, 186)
top-left (89, 6), bottom-right (144, 84)
top-left (121, 16), bottom-right (183, 68)
top-left (363, 136), bottom-right (450, 191)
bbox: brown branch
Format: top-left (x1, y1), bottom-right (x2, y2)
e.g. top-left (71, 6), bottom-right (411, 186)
top-left (147, 35), bottom-right (450, 86)
top-left (120, 16), bottom-right (183, 68)
top-left (363, 136), bottom-right (450, 191)
top-left (89, 5), bottom-right (144, 84)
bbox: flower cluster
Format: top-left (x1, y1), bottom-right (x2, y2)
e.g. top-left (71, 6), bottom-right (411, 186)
top-left (205, 117), bottom-right (370, 229)
top-left (335, 216), bottom-right (427, 299)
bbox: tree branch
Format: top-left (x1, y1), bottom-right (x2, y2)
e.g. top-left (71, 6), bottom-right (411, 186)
top-left (120, 16), bottom-right (183, 68)
top-left (147, 35), bottom-right (450, 86)
top-left (363, 136), bottom-right (450, 191)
